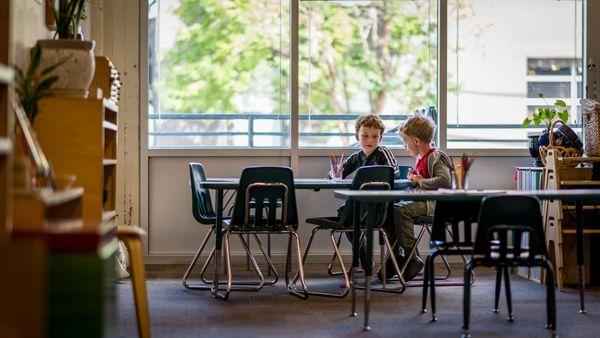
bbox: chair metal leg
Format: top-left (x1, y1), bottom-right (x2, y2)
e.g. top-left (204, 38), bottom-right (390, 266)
top-left (287, 232), bottom-right (309, 299)
top-left (358, 230), bottom-right (405, 294)
top-left (196, 232), bottom-right (270, 289)
top-left (327, 232), bottom-right (345, 276)
top-left (494, 267), bottom-right (502, 313)
top-left (246, 233), bottom-right (251, 271)
top-left (223, 232), bottom-right (233, 300)
top-left (252, 234), bottom-right (278, 285)
top-left (503, 265), bottom-right (514, 322)
top-left (182, 226), bottom-right (215, 289)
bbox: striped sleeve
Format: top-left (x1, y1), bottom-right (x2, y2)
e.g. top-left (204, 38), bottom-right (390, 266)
top-left (379, 146), bottom-right (400, 178)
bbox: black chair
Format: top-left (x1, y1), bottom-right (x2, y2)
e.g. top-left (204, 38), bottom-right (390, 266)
top-left (182, 163), bottom-right (276, 290)
top-left (223, 166), bottom-right (309, 299)
top-left (421, 200), bottom-right (481, 321)
top-left (298, 165), bottom-right (402, 297)
top-left (462, 196), bottom-right (556, 338)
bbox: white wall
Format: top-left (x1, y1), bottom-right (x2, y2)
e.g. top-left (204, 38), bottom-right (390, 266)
top-left (146, 155), bottom-right (532, 263)
top-left (10, 0), bottom-right (50, 65)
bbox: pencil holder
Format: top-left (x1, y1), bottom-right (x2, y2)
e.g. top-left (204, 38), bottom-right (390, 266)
top-left (451, 165), bottom-right (468, 190)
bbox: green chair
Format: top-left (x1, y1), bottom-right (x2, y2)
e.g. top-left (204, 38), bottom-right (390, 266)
top-left (463, 196), bottom-right (556, 338)
top-left (223, 166), bottom-right (308, 299)
top-left (182, 163), bottom-right (277, 291)
top-left (298, 165), bottom-right (402, 298)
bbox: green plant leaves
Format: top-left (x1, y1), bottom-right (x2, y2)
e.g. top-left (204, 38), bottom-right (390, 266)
top-left (14, 45), bottom-right (65, 123)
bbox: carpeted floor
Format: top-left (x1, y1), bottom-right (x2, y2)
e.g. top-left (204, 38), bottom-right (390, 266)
top-left (115, 264), bottom-right (600, 338)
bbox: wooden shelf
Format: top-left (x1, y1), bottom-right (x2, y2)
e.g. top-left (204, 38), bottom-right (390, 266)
top-left (0, 137), bottom-right (11, 154)
top-left (560, 180), bottom-right (600, 186)
top-left (14, 187), bottom-right (84, 207)
top-left (103, 159), bottom-right (117, 166)
top-left (102, 210), bottom-right (117, 223)
top-left (563, 229), bottom-right (600, 234)
top-left (45, 218), bottom-right (84, 232)
top-left (102, 121), bottom-right (117, 131)
top-left (0, 64), bottom-right (13, 84)
top-left (103, 99), bottom-right (118, 114)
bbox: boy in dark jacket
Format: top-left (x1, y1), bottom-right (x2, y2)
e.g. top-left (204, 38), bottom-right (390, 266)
top-left (328, 114), bottom-right (400, 268)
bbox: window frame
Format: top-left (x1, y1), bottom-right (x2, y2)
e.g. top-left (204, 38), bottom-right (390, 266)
top-left (144, 0), bottom-right (586, 158)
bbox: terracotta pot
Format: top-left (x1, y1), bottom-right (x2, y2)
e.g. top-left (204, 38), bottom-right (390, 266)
top-left (37, 39), bottom-right (96, 98)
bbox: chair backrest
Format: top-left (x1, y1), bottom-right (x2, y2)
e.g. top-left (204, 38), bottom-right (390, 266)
top-left (189, 162), bottom-right (217, 225)
top-left (339, 165), bottom-right (395, 227)
top-left (473, 195), bottom-right (547, 261)
top-left (397, 165), bottom-right (412, 179)
top-left (230, 166), bottom-right (298, 230)
top-left (430, 200), bottom-right (481, 247)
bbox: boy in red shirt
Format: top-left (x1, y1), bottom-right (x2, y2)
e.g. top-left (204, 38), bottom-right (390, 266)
top-left (379, 114), bottom-right (452, 282)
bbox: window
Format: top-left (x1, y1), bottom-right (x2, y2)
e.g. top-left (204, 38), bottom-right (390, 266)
top-left (526, 58), bottom-right (583, 131)
top-left (298, 0), bottom-right (438, 148)
top-left (447, 0), bottom-right (583, 149)
top-left (148, 0), bottom-right (290, 148)
top-left (147, 0), bottom-right (585, 151)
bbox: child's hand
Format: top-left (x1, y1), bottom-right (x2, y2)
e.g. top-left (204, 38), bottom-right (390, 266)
top-left (408, 173), bottom-right (423, 184)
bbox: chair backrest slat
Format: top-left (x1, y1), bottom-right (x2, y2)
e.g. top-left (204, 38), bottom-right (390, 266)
top-left (231, 167), bottom-right (297, 230)
top-left (189, 162), bottom-right (217, 224)
top-left (338, 165), bottom-right (395, 227)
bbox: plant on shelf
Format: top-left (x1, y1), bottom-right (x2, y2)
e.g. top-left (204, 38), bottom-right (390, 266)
top-left (48, 0), bottom-right (87, 39)
top-left (14, 45), bottom-right (65, 123)
top-left (522, 92), bottom-right (582, 166)
top-left (522, 92), bottom-right (570, 129)
top-left (38, 0), bottom-right (95, 98)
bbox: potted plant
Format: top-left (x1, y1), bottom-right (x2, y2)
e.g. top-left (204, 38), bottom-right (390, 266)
top-left (522, 93), bottom-right (581, 166)
top-left (38, 0), bottom-right (95, 98)
top-left (14, 44), bottom-right (65, 123)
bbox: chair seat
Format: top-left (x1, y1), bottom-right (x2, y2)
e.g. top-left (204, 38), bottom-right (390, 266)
top-left (306, 216), bottom-right (344, 229)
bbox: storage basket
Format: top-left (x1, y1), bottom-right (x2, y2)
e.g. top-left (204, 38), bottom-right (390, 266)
top-left (540, 119), bottom-right (583, 167)
top-left (582, 98), bottom-right (600, 157)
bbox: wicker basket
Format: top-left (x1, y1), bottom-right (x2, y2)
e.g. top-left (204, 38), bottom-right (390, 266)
top-left (539, 119), bottom-right (583, 167)
top-left (582, 98), bottom-right (600, 157)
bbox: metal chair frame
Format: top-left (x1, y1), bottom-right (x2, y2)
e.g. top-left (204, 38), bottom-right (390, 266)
top-left (296, 180), bottom-right (405, 297)
top-left (462, 196), bottom-right (556, 338)
top-left (223, 180), bottom-right (309, 300)
top-left (183, 163), bottom-right (278, 291)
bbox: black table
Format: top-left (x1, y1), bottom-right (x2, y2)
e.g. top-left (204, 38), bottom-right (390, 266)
top-left (197, 178), bottom-right (414, 299)
top-left (334, 189), bottom-right (600, 331)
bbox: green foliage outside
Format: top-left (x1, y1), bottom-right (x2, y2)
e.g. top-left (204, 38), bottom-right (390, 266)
top-left (159, 0), bottom-right (437, 121)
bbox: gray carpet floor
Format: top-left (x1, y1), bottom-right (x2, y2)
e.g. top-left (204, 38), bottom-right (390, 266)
top-left (115, 264), bottom-right (600, 338)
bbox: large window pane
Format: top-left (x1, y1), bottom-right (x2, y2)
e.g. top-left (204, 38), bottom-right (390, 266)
top-left (148, 0), bottom-right (290, 149)
top-left (447, 0), bottom-right (583, 149)
top-left (299, 0), bottom-right (438, 148)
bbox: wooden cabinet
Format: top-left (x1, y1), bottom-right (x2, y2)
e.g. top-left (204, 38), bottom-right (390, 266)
top-left (543, 150), bottom-right (600, 289)
top-left (35, 96), bottom-right (118, 231)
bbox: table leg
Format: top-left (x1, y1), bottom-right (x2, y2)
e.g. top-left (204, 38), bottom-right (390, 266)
top-left (364, 203), bottom-right (374, 331)
top-left (212, 188), bottom-right (227, 299)
top-left (576, 200), bottom-right (586, 314)
top-left (351, 200), bottom-right (359, 317)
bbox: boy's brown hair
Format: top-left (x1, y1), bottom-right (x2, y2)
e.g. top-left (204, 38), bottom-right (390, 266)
top-left (355, 114), bottom-right (385, 135)
top-left (399, 114), bottom-right (436, 143)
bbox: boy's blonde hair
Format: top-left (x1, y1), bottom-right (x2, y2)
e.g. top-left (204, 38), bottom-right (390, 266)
top-left (399, 114), bottom-right (436, 143)
top-left (355, 114), bottom-right (385, 135)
